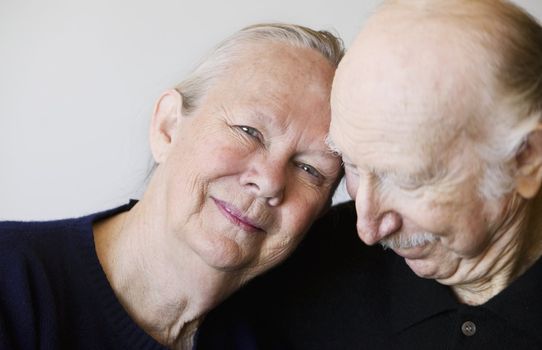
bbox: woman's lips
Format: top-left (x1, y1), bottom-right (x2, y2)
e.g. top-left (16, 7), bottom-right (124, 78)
top-left (212, 198), bottom-right (265, 233)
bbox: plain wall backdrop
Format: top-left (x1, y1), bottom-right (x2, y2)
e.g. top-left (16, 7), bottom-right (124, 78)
top-left (1, 0), bottom-right (542, 220)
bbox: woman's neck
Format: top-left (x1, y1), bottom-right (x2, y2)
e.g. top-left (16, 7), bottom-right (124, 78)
top-left (93, 201), bottom-right (237, 348)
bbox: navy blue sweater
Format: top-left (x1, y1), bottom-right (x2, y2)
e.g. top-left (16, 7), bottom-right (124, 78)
top-left (0, 203), bottom-right (168, 350)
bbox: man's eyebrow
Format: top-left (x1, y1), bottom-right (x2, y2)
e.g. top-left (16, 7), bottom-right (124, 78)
top-left (381, 164), bottom-right (447, 184)
top-left (325, 134), bottom-right (342, 157)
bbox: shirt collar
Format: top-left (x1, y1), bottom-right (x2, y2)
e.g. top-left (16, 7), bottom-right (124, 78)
top-left (387, 250), bottom-right (542, 339)
top-left (387, 253), bottom-right (458, 333)
top-left (484, 255), bottom-right (542, 341)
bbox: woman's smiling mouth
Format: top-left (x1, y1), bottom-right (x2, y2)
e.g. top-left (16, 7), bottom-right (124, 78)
top-left (212, 197), bottom-right (265, 233)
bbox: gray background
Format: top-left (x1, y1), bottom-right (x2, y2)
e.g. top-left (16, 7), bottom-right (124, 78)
top-left (1, 0), bottom-right (541, 220)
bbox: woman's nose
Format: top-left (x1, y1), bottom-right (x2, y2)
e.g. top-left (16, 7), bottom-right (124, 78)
top-left (240, 157), bottom-right (287, 206)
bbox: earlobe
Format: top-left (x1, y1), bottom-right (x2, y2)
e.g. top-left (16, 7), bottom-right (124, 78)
top-left (515, 126), bottom-right (542, 199)
top-left (149, 89), bottom-right (183, 164)
top-left (516, 166), bottom-right (542, 199)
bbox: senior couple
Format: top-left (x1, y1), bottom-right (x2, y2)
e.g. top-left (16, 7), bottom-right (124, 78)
top-left (1, 0), bottom-right (541, 349)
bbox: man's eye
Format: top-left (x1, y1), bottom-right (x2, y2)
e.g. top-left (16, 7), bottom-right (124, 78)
top-left (382, 174), bottom-right (421, 191)
top-left (344, 163), bottom-right (359, 177)
top-left (398, 180), bottom-right (422, 191)
top-left (237, 125), bottom-right (263, 142)
top-left (297, 163), bottom-right (322, 179)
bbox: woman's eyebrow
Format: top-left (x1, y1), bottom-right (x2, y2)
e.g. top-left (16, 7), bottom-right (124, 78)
top-left (253, 109), bottom-right (287, 131)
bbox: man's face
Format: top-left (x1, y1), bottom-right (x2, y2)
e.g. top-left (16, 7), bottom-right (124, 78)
top-left (329, 18), bottom-right (510, 283)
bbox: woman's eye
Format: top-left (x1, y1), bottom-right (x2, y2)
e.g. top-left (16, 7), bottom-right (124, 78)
top-left (297, 163), bottom-right (322, 179)
top-left (237, 125), bottom-right (263, 142)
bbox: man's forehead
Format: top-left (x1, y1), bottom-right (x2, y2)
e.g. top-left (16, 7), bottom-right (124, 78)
top-left (340, 29), bottom-right (473, 98)
top-left (331, 19), bottom-right (494, 145)
top-left (330, 81), bottom-right (471, 175)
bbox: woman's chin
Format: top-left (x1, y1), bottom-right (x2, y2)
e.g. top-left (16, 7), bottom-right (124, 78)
top-left (190, 236), bottom-right (255, 272)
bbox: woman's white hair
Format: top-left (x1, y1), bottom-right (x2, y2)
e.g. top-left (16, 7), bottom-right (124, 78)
top-left (174, 23), bottom-right (344, 115)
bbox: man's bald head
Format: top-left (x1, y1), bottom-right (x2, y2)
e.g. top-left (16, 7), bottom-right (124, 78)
top-left (372, 0), bottom-right (542, 114)
top-left (332, 0), bottom-right (542, 200)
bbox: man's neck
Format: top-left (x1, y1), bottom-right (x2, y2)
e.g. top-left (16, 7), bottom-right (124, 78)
top-left (450, 195), bottom-right (542, 305)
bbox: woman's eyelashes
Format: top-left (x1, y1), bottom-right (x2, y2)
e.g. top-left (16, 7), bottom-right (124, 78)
top-left (296, 162), bottom-right (322, 179)
top-left (237, 125), bottom-right (264, 143)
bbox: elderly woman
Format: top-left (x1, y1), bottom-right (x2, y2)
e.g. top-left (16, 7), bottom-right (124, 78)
top-left (0, 23), bottom-right (343, 349)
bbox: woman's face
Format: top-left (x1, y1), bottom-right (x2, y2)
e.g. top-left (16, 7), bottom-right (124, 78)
top-left (151, 42), bottom-right (341, 278)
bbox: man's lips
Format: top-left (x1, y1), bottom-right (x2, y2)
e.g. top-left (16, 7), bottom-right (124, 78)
top-left (212, 198), bottom-right (265, 233)
top-left (391, 243), bottom-right (433, 260)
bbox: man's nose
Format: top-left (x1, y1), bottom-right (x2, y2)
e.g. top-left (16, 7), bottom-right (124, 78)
top-left (240, 156), bottom-right (286, 206)
top-left (354, 175), bottom-right (402, 245)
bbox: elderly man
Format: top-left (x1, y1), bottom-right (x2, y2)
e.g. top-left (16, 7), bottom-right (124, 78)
top-left (330, 0), bottom-right (542, 306)
top-left (199, 0), bottom-right (542, 349)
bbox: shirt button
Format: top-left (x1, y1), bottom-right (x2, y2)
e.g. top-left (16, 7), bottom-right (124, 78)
top-left (461, 321), bottom-right (477, 336)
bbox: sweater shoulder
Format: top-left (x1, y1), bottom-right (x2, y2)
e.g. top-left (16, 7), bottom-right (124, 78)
top-left (0, 218), bottom-right (86, 265)
top-left (0, 219), bottom-right (86, 349)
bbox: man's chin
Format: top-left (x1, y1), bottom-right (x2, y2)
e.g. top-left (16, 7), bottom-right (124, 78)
top-left (403, 256), bottom-right (443, 279)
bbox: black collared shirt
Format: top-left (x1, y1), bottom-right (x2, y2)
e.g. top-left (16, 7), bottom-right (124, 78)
top-left (200, 201), bottom-right (542, 349)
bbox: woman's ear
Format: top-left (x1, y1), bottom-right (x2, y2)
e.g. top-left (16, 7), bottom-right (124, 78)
top-left (149, 89), bottom-right (183, 164)
top-left (515, 125), bottom-right (542, 199)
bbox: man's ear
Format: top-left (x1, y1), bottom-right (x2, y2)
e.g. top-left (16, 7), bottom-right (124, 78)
top-left (515, 125), bottom-right (542, 199)
top-left (149, 89), bottom-right (183, 164)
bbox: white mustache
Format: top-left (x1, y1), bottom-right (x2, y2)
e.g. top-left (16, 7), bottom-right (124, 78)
top-left (380, 232), bottom-right (437, 250)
